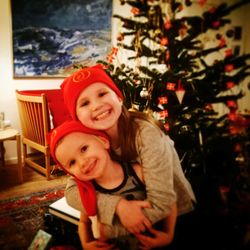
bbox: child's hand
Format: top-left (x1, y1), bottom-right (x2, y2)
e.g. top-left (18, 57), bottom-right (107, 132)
top-left (99, 222), bottom-right (109, 240)
top-left (135, 226), bottom-right (174, 250)
top-left (83, 239), bottom-right (114, 250)
top-left (116, 199), bottom-right (152, 234)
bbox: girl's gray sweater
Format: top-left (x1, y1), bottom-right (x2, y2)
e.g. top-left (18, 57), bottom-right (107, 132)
top-left (65, 119), bottom-right (196, 238)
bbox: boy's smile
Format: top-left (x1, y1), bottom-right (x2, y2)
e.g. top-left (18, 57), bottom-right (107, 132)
top-left (55, 132), bottom-right (111, 182)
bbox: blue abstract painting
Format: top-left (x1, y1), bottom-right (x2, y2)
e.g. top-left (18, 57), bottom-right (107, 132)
top-left (11, 0), bottom-right (112, 77)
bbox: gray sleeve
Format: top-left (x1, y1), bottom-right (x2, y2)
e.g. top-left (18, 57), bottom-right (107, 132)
top-left (65, 177), bottom-right (132, 237)
top-left (136, 122), bottom-right (177, 223)
top-left (96, 192), bottom-right (123, 226)
top-left (65, 176), bottom-right (85, 212)
top-left (65, 177), bottom-right (124, 228)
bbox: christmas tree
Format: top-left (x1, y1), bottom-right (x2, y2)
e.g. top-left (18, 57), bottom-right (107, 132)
top-left (98, 0), bottom-right (250, 248)
top-left (99, 0), bottom-right (249, 183)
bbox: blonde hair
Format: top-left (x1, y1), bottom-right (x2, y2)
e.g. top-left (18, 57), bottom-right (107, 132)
top-left (117, 105), bottom-right (166, 161)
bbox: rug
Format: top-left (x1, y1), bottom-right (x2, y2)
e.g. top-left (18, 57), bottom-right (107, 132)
top-left (0, 187), bottom-right (65, 250)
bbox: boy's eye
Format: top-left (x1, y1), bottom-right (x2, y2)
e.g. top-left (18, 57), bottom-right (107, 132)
top-left (81, 145), bottom-right (88, 152)
top-left (69, 159), bottom-right (75, 167)
top-left (80, 100), bottom-right (89, 107)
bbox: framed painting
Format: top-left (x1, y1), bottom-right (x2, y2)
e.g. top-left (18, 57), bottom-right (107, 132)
top-left (11, 0), bottom-right (112, 78)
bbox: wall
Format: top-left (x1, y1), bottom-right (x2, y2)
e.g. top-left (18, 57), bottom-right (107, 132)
top-left (0, 0), bottom-right (120, 162)
top-left (0, 0), bottom-right (61, 162)
top-left (0, 0), bottom-right (249, 162)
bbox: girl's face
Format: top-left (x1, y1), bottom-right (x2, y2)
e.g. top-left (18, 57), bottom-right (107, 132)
top-left (55, 132), bottom-right (110, 181)
top-left (76, 83), bottom-right (123, 131)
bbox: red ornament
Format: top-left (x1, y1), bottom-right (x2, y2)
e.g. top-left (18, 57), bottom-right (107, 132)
top-left (219, 37), bottom-right (226, 47)
top-left (198, 0), bottom-right (207, 6)
top-left (159, 110), bottom-right (169, 118)
top-left (227, 100), bottom-right (238, 110)
top-left (225, 64), bottom-right (234, 72)
top-left (164, 20), bottom-right (172, 30)
top-left (160, 37), bottom-right (169, 46)
top-left (179, 27), bottom-right (187, 38)
top-left (178, 4), bottom-right (184, 11)
top-left (228, 112), bottom-right (237, 121)
top-left (209, 7), bottom-right (216, 14)
top-left (117, 33), bottom-right (124, 41)
top-left (205, 104), bottom-right (213, 111)
top-left (111, 47), bottom-right (118, 55)
top-left (165, 50), bottom-right (170, 62)
top-left (176, 80), bottom-right (185, 104)
top-left (234, 143), bottom-right (242, 152)
top-left (166, 82), bottom-right (176, 90)
top-left (164, 123), bottom-right (170, 131)
top-left (212, 21), bottom-right (220, 28)
top-left (229, 126), bottom-right (238, 134)
top-left (106, 54), bottom-right (114, 63)
top-left (226, 81), bottom-right (235, 89)
top-left (131, 7), bottom-right (140, 15)
top-left (225, 49), bottom-right (233, 57)
top-left (158, 96), bottom-right (168, 104)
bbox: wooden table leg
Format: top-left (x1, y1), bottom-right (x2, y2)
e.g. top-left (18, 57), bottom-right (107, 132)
top-left (0, 141), bottom-right (4, 167)
top-left (16, 133), bottom-right (23, 183)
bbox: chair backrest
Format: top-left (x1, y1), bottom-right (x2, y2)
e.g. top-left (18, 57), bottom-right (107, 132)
top-left (16, 90), bottom-right (50, 147)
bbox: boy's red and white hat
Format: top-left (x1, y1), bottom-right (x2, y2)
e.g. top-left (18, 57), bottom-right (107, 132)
top-left (48, 120), bottom-right (109, 220)
top-left (61, 64), bottom-right (123, 120)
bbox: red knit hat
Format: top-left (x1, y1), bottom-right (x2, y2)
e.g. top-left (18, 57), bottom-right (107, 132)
top-left (49, 119), bottom-right (109, 164)
top-left (61, 64), bottom-right (123, 120)
top-left (48, 120), bottom-right (109, 238)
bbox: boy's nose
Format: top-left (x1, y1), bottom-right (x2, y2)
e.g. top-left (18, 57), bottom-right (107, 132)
top-left (78, 157), bottom-right (88, 169)
top-left (90, 99), bottom-right (100, 111)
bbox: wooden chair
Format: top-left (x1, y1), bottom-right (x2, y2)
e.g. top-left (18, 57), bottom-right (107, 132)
top-left (16, 90), bottom-right (53, 180)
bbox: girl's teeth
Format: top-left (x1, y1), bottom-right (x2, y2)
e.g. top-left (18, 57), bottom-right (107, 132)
top-left (96, 111), bottom-right (109, 120)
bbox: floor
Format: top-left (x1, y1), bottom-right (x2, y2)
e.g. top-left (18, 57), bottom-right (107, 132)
top-left (0, 163), bottom-right (68, 200)
top-left (1, 163), bottom-right (249, 250)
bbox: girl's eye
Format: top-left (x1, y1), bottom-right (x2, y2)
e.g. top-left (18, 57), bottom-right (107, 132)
top-left (98, 91), bottom-right (108, 97)
top-left (81, 145), bottom-right (88, 152)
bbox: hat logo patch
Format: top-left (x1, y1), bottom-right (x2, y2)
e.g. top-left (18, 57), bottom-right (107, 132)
top-left (73, 70), bottom-right (91, 82)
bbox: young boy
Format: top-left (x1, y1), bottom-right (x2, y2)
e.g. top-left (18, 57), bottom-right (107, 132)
top-left (49, 120), bottom-right (177, 249)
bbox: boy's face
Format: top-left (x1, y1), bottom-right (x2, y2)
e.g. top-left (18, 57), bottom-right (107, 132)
top-left (76, 83), bottom-right (123, 131)
top-left (55, 132), bottom-right (110, 181)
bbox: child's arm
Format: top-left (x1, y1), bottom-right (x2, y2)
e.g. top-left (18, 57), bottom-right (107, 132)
top-left (114, 162), bottom-right (151, 234)
top-left (78, 213), bottom-right (114, 250)
top-left (65, 177), bottom-right (121, 224)
top-left (100, 125), bottom-right (180, 235)
top-left (115, 198), bottom-right (152, 234)
top-left (78, 213), bottom-right (92, 246)
top-left (66, 176), bottom-right (153, 238)
top-left (136, 202), bottom-right (177, 249)
top-left (66, 177), bottom-right (151, 234)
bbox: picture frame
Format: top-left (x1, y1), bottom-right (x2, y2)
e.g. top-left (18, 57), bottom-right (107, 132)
top-left (11, 0), bottom-right (112, 78)
top-left (28, 229), bottom-right (52, 250)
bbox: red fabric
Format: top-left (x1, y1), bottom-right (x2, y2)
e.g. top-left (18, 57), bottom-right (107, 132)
top-left (48, 120), bottom-right (108, 216)
top-left (43, 90), bottom-right (71, 127)
top-left (48, 120), bottom-right (109, 217)
top-left (48, 120), bottom-right (109, 163)
top-left (76, 179), bottom-right (97, 216)
top-left (60, 64), bottom-right (123, 120)
top-left (17, 89), bottom-right (71, 128)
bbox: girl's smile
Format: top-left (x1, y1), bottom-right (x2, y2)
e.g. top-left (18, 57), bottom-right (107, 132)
top-left (93, 108), bottom-right (111, 121)
top-left (76, 83), bottom-right (122, 131)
